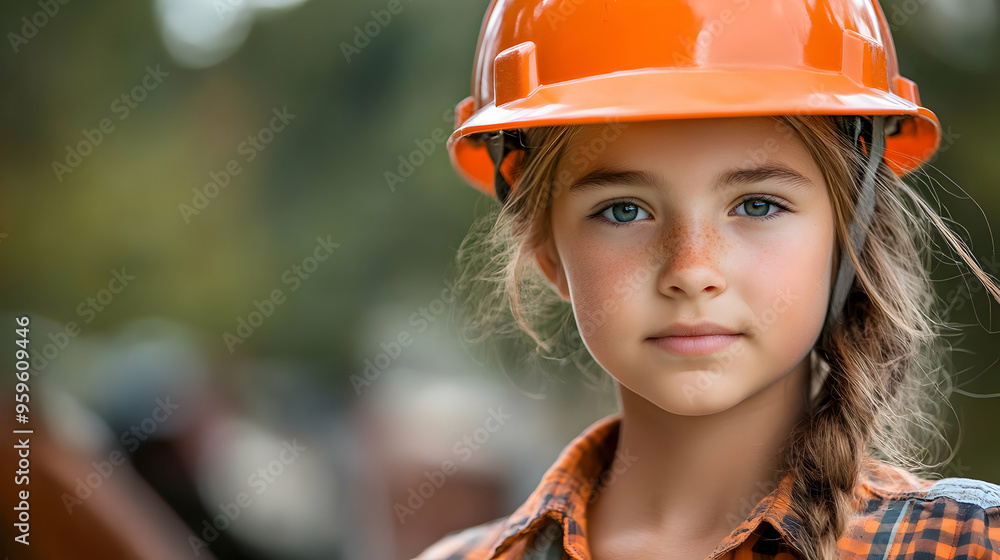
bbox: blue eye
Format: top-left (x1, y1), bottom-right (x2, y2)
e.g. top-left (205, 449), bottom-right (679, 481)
top-left (590, 196), bottom-right (788, 226)
top-left (733, 196), bottom-right (787, 218)
top-left (596, 201), bottom-right (651, 225)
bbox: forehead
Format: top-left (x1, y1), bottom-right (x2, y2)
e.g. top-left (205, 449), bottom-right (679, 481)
top-left (557, 117), bottom-right (819, 179)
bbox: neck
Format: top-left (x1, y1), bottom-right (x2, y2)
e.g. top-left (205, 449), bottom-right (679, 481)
top-left (586, 355), bottom-right (813, 553)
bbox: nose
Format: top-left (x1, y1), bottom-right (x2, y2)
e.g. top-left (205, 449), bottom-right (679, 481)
top-left (655, 219), bottom-right (728, 299)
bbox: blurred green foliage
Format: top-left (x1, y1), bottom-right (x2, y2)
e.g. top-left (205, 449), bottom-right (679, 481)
top-left (0, 2), bottom-right (997, 481)
top-left (1, 0), bottom-right (491, 374)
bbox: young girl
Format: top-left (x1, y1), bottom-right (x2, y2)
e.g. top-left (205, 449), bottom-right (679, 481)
top-left (415, 1), bottom-right (1000, 559)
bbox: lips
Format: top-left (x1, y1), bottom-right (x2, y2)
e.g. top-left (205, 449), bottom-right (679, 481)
top-left (647, 334), bottom-right (741, 356)
top-left (646, 321), bottom-right (743, 356)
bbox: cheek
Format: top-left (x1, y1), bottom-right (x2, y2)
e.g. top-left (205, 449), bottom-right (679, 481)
top-left (561, 240), bottom-right (650, 343)
top-left (738, 224), bottom-right (834, 347)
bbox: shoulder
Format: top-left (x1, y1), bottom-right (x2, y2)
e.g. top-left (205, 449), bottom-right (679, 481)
top-left (923, 476), bottom-right (1000, 511)
top-left (845, 463), bottom-right (1000, 559)
top-left (410, 516), bottom-right (509, 560)
top-left (905, 477), bottom-right (1000, 556)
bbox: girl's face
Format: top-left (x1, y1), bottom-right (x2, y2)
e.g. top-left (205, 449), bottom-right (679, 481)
top-left (535, 117), bottom-right (836, 415)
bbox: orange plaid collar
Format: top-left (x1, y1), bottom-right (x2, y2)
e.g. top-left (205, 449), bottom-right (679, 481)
top-left (482, 413), bottom-right (942, 560)
top-left (414, 412), bottom-right (1000, 560)
top-left (484, 413), bottom-right (817, 560)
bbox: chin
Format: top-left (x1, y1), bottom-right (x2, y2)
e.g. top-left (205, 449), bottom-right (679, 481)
top-left (659, 390), bottom-right (742, 416)
top-left (638, 375), bottom-right (747, 416)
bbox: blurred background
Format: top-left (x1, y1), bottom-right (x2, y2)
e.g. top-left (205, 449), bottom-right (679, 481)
top-left (0, 0), bottom-right (998, 558)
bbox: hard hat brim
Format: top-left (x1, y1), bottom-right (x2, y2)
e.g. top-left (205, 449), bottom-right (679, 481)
top-left (448, 67), bottom-right (942, 198)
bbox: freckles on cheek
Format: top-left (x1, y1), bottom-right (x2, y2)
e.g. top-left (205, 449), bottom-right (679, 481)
top-left (564, 244), bottom-right (645, 339)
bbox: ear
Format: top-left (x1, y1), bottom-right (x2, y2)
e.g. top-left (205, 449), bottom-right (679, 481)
top-left (534, 236), bottom-right (570, 301)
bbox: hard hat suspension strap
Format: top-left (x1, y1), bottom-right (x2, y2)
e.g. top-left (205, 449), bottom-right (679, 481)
top-left (824, 115), bottom-right (886, 331)
top-left (485, 129), bottom-right (525, 205)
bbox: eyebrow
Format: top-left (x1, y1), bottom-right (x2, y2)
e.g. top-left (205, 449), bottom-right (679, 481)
top-left (567, 164), bottom-right (814, 195)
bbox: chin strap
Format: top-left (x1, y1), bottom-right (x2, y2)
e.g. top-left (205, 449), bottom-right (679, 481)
top-left (823, 115), bottom-right (886, 332)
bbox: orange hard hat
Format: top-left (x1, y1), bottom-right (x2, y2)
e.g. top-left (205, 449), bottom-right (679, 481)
top-left (447, 0), bottom-right (942, 200)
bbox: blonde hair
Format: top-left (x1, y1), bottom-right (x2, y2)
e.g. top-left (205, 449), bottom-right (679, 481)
top-left (449, 115), bottom-right (1000, 560)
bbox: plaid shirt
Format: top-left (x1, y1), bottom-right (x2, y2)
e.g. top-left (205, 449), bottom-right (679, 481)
top-left (413, 413), bottom-right (1000, 560)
